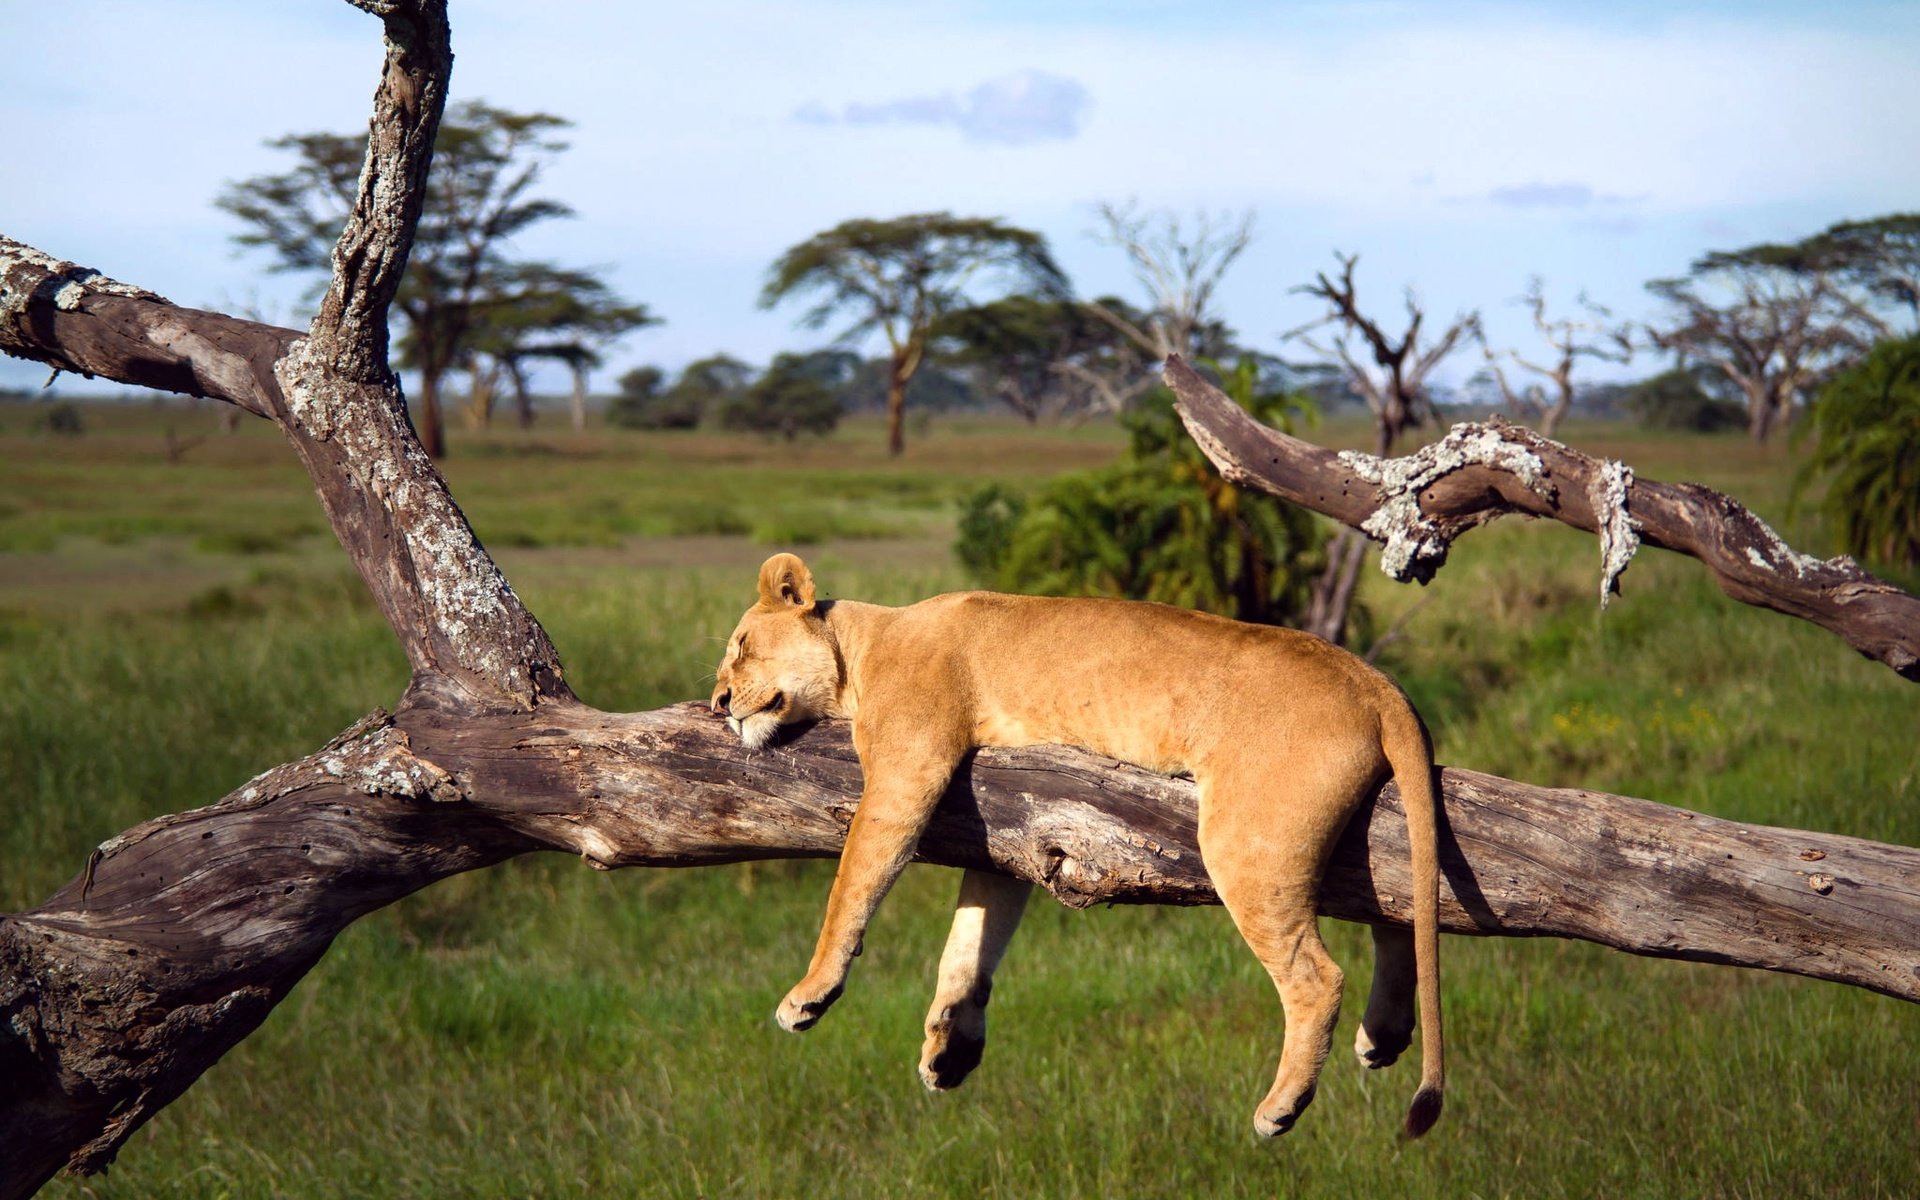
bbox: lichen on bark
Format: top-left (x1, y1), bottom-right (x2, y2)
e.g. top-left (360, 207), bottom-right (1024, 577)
top-left (1591, 458), bottom-right (1641, 607)
top-left (1338, 423), bottom-right (1548, 582)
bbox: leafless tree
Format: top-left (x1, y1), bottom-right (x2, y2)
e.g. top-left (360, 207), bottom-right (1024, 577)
top-left (1064, 203), bottom-right (1255, 413)
top-left (1290, 253), bottom-right (1481, 457)
top-left (1286, 253), bottom-right (1481, 644)
top-left (1479, 279), bottom-right (1632, 438)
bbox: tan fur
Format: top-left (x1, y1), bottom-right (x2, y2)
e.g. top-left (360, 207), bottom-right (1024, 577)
top-left (712, 553), bottom-right (1446, 1138)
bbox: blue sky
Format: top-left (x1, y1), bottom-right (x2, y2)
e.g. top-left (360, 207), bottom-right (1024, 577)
top-left (5, 0), bottom-right (1917, 397)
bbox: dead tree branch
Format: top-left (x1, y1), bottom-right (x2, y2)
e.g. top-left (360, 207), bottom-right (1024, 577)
top-left (1288, 252), bottom-right (1480, 457)
top-left (1165, 354), bottom-right (1920, 680)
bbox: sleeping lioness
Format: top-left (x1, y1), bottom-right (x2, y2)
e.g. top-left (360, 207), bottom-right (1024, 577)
top-left (711, 553), bottom-right (1445, 1138)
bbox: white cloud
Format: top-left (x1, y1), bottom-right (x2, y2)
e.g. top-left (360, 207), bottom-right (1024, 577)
top-left (1484, 182), bottom-right (1644, 209)
top-left (795, 70), bottom-right (1092, 146)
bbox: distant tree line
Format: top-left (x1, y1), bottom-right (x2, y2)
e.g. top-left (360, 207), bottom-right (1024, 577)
top-left (216, 103), bottom-right (1916, 569)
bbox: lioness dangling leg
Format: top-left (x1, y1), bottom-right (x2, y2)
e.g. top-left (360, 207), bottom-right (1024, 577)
top-left (1198, 766), bottom-right (1366, 1137)
top-left (1356, 924), bottom-right (1417, 1069)
top-left (919, 869), bottom-right (1032, 1090)
top-left (775, 719), bottom-right (967, 1032)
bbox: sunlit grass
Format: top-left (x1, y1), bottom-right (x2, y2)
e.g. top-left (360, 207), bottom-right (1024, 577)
top-left (4, 400), bottom-right (1916, 1197)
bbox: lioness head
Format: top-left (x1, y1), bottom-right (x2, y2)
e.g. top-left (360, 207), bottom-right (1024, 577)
top-left (710, 553), bottom-right (841, 750)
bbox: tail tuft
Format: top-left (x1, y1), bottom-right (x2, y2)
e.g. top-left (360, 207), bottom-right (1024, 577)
top-left (1404, 1084), bottom-right (1444, 1140)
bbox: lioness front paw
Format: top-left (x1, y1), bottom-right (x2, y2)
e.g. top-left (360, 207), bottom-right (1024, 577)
top-left (774, 982), bottom-right (843, 1032)
top-left (1252, 1085), bottom-right (1316, 1138)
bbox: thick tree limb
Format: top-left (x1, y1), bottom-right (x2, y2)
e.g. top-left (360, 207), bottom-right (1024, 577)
top-left (0, 238), bottom-right (292, 419)
top-left (1165, 354), bottom-right (1920, 680)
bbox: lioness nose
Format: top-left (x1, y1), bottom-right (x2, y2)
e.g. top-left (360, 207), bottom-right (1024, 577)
top-left (711, 689), bottom-right (731, 715)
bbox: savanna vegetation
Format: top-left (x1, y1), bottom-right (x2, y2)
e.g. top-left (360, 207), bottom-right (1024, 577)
top-left (5, 5), bottom-right (1916, 1188)
top-left (4, 398), bottom-right (1915, 1198)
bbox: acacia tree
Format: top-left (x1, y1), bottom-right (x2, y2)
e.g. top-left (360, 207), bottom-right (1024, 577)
top-left (219, 101), bottom-right (643, 456)
top-left (761, 213), bottom-right (1067, 455)
top-left (1645, 243), bottom-right (1885, 443)
top-left (1786, 213), bottom-right (1920, 331)
top-left (3, 5), bottom-right (1920, 1195)
top-left (1479, 278), bottom-right (1632, 438)
top-left (931, 293), bottom-right (1139, 423)
top-left (464, 262), bottom-right (656, 431)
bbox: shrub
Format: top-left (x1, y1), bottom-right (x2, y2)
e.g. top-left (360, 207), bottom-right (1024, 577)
top-left (719, 354), bottom-right (842, 441)
top-left (1621, 368), bottom-right (1745, 432)
top-left (1796, 336), bottom-right (1920, 567)
top-left (606, 366), bottom-right (702, 430)
top-left (956, 358), bottom-right (1327, 626)
top-left (40, 401), bottom-right (84, 436)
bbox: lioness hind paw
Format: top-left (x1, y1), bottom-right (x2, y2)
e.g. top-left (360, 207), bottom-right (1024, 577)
top-left (1253, 1085), bottom-right (1316, 1138)
top-left (918, 1031), bottom-right (986, 1091)
top-left (1355, 1026), bottom-right (1411, 1070)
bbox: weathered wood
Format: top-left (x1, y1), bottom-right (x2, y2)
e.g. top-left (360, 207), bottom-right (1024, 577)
top-left (0, 239), bottom-right (292, 418)
top-left (1165, 354), bottom-right (1920, 681)
top-left (413, 703), bottom-right (1920, 1001)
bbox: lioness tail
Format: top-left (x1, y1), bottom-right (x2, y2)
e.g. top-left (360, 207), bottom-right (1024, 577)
top-left (1383, 702), bottom-right (1444, 1139)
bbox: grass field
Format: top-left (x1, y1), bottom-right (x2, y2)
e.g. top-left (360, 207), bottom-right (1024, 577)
top-left (4, 398), bottom-right (1917, 1198)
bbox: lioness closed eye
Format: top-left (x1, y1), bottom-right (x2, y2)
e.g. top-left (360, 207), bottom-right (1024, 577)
top-left (711, 553), bottom-right (1445, 1138)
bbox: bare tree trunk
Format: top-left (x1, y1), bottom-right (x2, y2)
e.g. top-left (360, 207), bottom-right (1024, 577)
top-left (503, 358), bottom-right (531, 428)
top-left (417, 364), bottom-right (449, 458)
top-left (1290, 253), bottom-right (1480, 644)
top-left (886, 348), bottom-right (910, 456)
top-left (1538, 374), bottom-right (1573, 439)
top-left (1747, 381), bottom-right (1776, 442)
top-left (1303, 527), bottom-right (1369, 646)
top-left (467, 361), bottom-right (496, 430)
top-left (569, 361), bottom-right (588, 432)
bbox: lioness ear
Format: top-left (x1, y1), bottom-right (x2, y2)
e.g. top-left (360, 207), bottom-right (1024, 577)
top-left (756, 553), bottom-right (816, 609)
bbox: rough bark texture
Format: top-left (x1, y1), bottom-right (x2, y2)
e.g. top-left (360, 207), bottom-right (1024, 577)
top-left (0, 238), bottom-right (294, 419)
top-left (3, 3), bottom-right (1918, 1194)
top-left (1165, 354), bottom-right (1920, 681)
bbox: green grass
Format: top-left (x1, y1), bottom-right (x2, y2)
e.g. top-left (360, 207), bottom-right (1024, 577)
top-left (3, 401), bottom-right (1917, 1198)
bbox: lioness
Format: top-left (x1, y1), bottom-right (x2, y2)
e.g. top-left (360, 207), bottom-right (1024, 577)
top-left (711, 553), bottom-right (1445, 1138)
